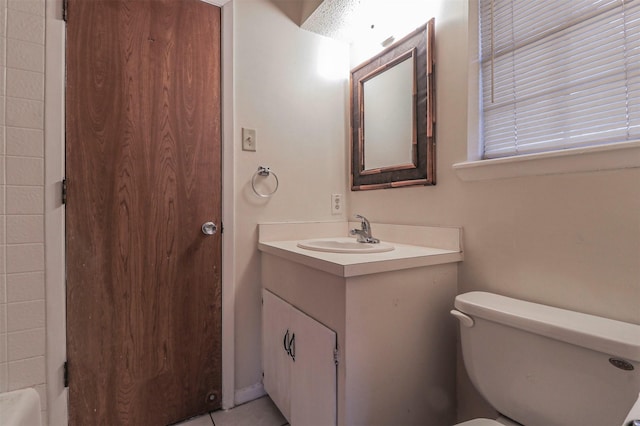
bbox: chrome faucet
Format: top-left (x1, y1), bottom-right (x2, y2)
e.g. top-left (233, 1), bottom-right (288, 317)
top-left (350, 214), bottom-right (380, 244)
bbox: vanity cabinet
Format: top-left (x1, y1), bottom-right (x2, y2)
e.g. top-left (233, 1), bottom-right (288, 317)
top-left (262, 289), bottom-right (337, 426)
top-left (259, 221), bottom-right (462, 425)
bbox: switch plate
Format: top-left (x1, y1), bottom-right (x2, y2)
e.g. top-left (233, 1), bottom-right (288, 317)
top-left (331, 193), bottom-right (343, 215)
top-left (242, 128), bottom-right (257, 152)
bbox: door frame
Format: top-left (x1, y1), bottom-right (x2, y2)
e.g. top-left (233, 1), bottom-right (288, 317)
top-left (44, 1), bottom-right (236, 424)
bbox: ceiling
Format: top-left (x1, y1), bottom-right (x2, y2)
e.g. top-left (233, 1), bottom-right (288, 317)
top-left (301, 0), bottom-right (438, 46)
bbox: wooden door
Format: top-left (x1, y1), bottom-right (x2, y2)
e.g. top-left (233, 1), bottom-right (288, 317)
top-left (65, 1), bottom-right (222, 425)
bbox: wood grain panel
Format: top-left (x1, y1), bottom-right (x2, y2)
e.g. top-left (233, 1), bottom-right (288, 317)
top-left (65, 1), bottom-right (222, 424)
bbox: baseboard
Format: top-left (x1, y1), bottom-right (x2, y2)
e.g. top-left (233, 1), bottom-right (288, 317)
top-left (234, 383), bottom-right (266, 406)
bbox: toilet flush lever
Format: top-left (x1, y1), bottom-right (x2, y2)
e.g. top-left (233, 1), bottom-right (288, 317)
top-left (450, 310), bottom-right (475, 328)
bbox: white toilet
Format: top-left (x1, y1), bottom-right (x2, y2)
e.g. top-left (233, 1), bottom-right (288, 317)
top-left (451, 291), bottom-right (640, 426)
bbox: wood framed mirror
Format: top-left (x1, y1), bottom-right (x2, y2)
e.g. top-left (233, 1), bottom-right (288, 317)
top-left (350, 19), bottom-right (435, 190)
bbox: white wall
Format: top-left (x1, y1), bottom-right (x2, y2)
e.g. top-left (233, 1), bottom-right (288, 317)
top-left (0, 0), bottom-right (48, 424)
top-left (347, 0), bottom-right (640, 421)
top-left (232, 0), bottom-right (349, 398)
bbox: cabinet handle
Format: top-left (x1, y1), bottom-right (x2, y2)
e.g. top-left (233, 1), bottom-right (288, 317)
top-left (283, 329), bottom-right (296, 361)
top-left (284, 329), bottom-right (290, 354)
top-left (289, 333), bottom-right (295, 362)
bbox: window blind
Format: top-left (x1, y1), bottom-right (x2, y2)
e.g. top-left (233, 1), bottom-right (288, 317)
top-left (479, 0), bottom-right (640, 159)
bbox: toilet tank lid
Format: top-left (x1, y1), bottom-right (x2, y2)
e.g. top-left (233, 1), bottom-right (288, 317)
top-left (455, 292), bottom-right (640, 362)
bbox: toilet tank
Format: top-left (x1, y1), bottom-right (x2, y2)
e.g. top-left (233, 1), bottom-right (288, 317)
top-left (453, 292), bottom-right (640, 426)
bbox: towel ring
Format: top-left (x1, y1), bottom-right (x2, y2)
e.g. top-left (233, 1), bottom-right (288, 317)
top-left (251, 166), bottom-right (279, 198)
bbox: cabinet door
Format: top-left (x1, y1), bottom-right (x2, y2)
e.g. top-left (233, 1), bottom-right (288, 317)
top-left (290, 308), bottom-right (337, 426)
top-left (262, 290), bottom-right (292, 420)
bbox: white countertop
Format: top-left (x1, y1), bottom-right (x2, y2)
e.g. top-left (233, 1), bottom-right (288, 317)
top-left (258, 238), bottom-right (463, 277)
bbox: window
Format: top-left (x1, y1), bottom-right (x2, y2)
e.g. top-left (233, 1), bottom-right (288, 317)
top-left (479, 0), bottom-right (640, 159)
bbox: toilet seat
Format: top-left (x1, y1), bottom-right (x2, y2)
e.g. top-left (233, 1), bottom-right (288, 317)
top-left (454, 419), bottom-right (503, 426)
top-left (455, 416), bottom-right (522, 426)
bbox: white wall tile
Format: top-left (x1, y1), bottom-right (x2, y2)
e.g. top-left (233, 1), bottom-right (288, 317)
top-left (0, 6), bottom-right (6, 39)
top-left (7, 9), bottom-right (45, 45)
top-left (8, 355), bottom-right (45, 389)
top-left (6, 68), bottom-right (44, 100)
top-left (6, 186), bottom-right (43, 214)
top-left (7, 272), bottom-right (44, 302)
top-left (7, 215), bottom-right (43, 243)
top-left (0, 186), bottom-right (5, 215)
top-left (0, 0), bottom-right (47, 397)
top-left (0, 67), bottom-right (5, 96)
top-left (0, 215), bottom-right (5, 244)
top-left (0, 274), bottom-right (5, 304)
top-left (7, 39), bottom-right (44, 72)
top-left (6, 97), bottom-right (43, 129)
top-left (0, 333), bottom-right (6, 363)
top-left (7, 328), bottom-right (44, 360)
top-left (6, 127), bottom-right (43, 157)
top-left (8, 0), bottom-right (44, 17)
top-left (0, 0), bottom-right (36, 387)
top-left (0, 246), bottom-right (5, 275)
top-left (0, 37), bottom-right (6, 67)
top-left (6, 243), bottom-right (44, 273)
top-left (0, 303), bottom-right (5, 333)
top-left (6, 156), bottom-right (43, 185)
top-left (7, 300), bottom-right (44, 332)
top-left (0, 362), bottom-right (7, 392)
top-left (0, 126), bottom-right (5, 155)
top-left (0, 96), bottom-right (5, 126)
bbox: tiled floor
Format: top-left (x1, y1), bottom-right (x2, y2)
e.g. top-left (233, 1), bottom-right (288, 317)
top-left (177, 396), bottom-right (288, 426)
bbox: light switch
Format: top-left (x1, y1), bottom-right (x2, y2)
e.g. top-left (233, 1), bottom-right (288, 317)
top-left (242, 128), bottom-right (257, 152)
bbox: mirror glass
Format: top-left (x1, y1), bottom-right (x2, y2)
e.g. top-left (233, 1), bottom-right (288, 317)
top-left (350, 19), bottom-right (435, 190)
top-left (363, 56), bottom-right (414, 170)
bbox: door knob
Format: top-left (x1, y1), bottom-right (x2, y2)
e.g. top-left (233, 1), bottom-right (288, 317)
top-left (201, 222), bottom-right (218, 235)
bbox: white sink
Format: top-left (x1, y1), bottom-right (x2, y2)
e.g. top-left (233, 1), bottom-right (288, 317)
top-left (297, 237), bottom-right (394, 254)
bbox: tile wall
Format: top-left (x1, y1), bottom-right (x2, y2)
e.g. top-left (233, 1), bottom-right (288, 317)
top-left (0, 0), bottom-right (47, 423)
